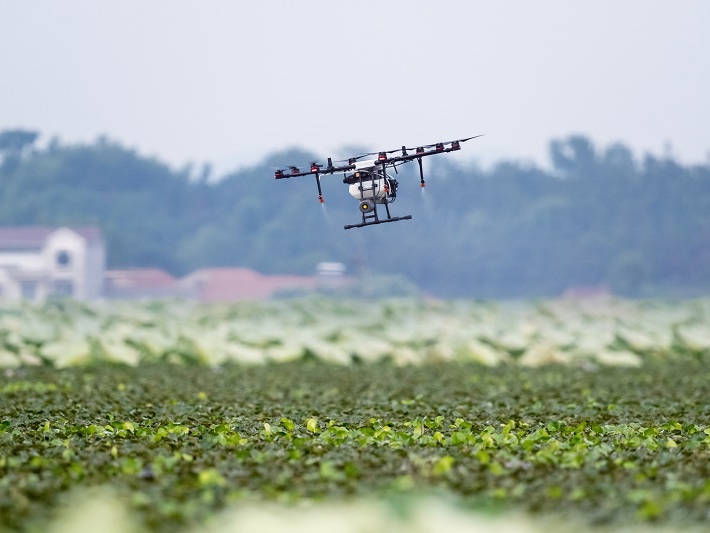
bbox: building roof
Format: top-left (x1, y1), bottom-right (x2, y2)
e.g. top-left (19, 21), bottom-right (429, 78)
top-left (103, 268), bottom-right (178, 299)
top-left (180, 267), bottom-right (317, 302)
top-left (105, 268), bottom-right (177, 290)
top-left (0, 226), bottom-right (103, 249)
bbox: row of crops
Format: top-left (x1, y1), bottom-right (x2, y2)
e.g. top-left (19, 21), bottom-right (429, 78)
top-left (2, 297), bottom-right (710, 531)
top-left (1, 296), bottom-right (710, 367)
top-left (2, 361), bottom-right (710, 531)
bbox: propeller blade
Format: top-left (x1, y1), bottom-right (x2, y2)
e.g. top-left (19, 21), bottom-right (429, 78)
top-left (364, 146), bottom-right (412, 155)
top-left (451, 134), bottom-right (485, 144)
top-left (404, 135), bottom-right (484, 151)
top-left (334, 154), bottom-right (370, 163)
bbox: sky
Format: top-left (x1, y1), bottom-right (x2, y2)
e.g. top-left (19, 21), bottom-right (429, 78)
top-left (1, 1), bottom-right (709, 175)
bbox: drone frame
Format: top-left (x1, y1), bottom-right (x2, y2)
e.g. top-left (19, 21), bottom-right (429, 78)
top-left (274, 136), bottom-right (482, 230)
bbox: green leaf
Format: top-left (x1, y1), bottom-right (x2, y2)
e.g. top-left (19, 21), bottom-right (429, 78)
top-left (306, 418), bottom-right (318, 433)
top-left (198, 468), bottom-right (226, 488)
top-left (432, 455), bottom-right (454, 476)
top-left (280, 418), bottom-right (295, 431)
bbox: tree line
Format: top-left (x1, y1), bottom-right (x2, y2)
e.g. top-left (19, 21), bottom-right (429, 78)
top-left (1, 129), bottom-right (709, 298)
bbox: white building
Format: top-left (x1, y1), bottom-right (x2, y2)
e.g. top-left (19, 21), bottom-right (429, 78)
top-left (0, 226), bottom-right (105, 301)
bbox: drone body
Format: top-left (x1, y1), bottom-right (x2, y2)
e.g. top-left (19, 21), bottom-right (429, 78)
top-left (274, 135), bottom-right (482, 230)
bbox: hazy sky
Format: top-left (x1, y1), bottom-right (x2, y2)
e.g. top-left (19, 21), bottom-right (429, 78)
top-left (1, 1), bottom-right (708, 174)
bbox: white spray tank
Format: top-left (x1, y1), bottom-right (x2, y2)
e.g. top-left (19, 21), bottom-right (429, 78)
top-left (347, 160), bottom-right (391, 203)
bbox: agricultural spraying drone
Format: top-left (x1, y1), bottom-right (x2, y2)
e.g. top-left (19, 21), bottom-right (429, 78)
top-left (274, 135), bottom-right (483, 229)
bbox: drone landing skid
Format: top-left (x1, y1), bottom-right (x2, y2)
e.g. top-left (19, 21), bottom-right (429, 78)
top-left (344, 215), bottom-right (412, 230)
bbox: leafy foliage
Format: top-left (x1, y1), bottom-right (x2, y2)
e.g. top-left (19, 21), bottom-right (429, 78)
top-left (2, 297), bottom-right (710, 530)
top-left (2, 361), bottom-right (710, 530)
top-left (2, 297), bottom-right (710, 368)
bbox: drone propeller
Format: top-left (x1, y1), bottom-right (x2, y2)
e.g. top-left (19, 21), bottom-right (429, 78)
top-left (442, 134), bottom-right (485, 149)
top-left (355, 148), bottom-right (401, 159)
top-left (369, 146), bottom-right (410, 158)
top-left (385, 146), bottom-right (410, 154)
top-left (360, 136), bottom-right (484, 163)
top-left (349, 147), bottom-right (409, 163)
top-left (407, 135), bottom-right (484, 151)
top-left (456, 134), bottom-right (484, 143)
top-left (334, 154), bottom-right (371, 165)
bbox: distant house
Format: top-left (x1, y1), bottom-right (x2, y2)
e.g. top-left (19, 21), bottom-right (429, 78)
top-left (0, 226), bottom-right (105, 301)
top-left (104, 268), bottom-right (178, 299)
top-left (179, 267), bottom-right (318, 302)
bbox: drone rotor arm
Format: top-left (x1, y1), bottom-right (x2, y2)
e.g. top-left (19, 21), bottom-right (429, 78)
top-left (274, 135), bottom-right (482, 178)
top-left (274, 162), bottom-right (356, 179)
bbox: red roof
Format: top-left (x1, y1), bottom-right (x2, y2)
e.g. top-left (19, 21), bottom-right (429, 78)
top-left (0, 226), bottom-right (103, 248)
top-left (180, 268), bottom-right (317, 302)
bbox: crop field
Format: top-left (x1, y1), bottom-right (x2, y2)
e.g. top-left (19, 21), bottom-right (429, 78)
top-left (2, 297), bottom-right (710, 531)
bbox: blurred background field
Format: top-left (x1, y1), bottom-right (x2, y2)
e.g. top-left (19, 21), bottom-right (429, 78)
top-left (1, 297), bottom-right (709, 369)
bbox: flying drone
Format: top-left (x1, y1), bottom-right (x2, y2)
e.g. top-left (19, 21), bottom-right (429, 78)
top-left (274, 135), bottom-right (483, 229)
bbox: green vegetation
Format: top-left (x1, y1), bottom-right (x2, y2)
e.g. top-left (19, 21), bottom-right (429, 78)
top-left (2, 297), bottom-right (710, 368)
top-left (1, 298), bottom-right (710, 530)
top-left (1, 129), bottom-right (709, 297)
top-left (2, 361), bottom-right (710, 531)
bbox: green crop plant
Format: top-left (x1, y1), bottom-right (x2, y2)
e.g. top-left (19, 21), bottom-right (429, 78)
top-left (2, 360), bottom-right (710, 530)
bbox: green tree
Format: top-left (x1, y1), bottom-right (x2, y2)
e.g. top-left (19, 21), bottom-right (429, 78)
top-left (0, 129), bottom-right (39, 157)
top-left (1, 132), bottom-right (709, 298)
